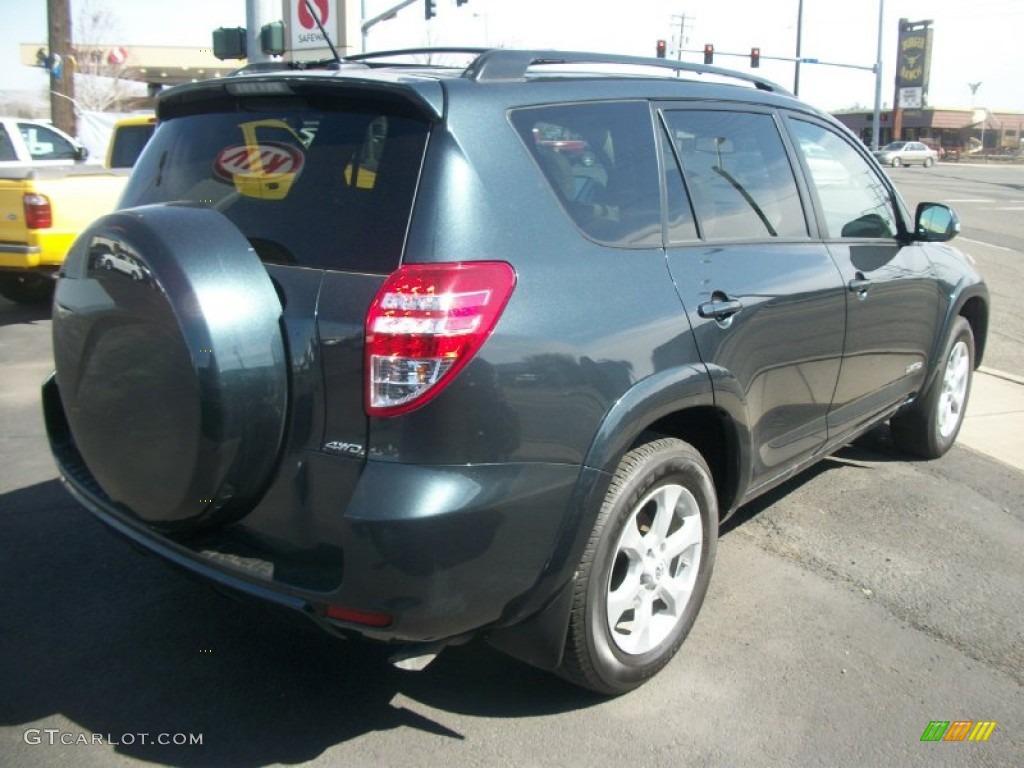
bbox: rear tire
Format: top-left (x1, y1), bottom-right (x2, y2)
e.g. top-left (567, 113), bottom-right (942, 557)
top-left (923, 157), bottom-right (934, 168)
top-left (559, 438), bottom-right (717, 695)
top-left (890, 316), bottom-right (974, 459)
top-left (891, 157), bottom-right (902, 167)
top-left (0, 273), bottom-right (53, 304)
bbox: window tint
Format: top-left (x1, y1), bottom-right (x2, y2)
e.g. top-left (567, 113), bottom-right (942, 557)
top-left (511, 101), bottom-right (662, 247)
top-left (790, 120), bottom-right (898, 239)
top-left (121, 103), bottom-right (428, 273)
top-left (663, 110), bottom-right (807, 240)
top-left (18, 122), bottom-right (78, 161)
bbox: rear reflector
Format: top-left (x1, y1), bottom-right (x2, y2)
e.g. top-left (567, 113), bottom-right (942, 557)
top-left (24, 193), bottom-right (52, 229)
top-left (325, 605), bottom-right (393, 628)
top-left (365, 261), bottom-right (516, 417)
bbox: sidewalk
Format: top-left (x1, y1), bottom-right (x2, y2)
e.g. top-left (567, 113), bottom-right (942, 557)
top-left (959, 367), bottom-right (1024, 473)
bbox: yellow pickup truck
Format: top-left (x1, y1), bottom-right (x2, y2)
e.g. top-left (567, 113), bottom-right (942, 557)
top-left (0, 115), bottom-right (155, 303)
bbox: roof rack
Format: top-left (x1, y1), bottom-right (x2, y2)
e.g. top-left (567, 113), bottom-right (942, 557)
top-left (461, 49), bottom-right (791, 95)
top-left (229, 48), bottom-right (790, 96)
top-left (345, 47), bottom-right (491, 67)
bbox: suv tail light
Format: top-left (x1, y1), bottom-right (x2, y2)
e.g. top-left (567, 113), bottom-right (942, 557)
top-left (365, 261), bottom-right (516, 417)
top-left (24, 194), bottom-right (52, 229)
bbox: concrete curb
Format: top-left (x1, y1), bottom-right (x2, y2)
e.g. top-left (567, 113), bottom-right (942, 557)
top-left (979, 366), bottom-right (1024, 386)
top-left (959, 367), bottom-right (1024, 473)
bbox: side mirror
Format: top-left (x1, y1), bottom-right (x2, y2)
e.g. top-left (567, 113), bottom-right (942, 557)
top-left (75, 145), bottom-right (89, 162)
top-left (915, 202), bottom-right (959, 242)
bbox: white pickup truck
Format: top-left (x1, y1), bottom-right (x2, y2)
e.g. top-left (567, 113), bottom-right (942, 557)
top-left (0, 118), bottom-right (90, 167)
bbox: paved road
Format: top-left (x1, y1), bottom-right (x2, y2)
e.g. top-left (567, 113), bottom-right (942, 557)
top-left (1, 166), bottom-right (1022, 767)
top-left (887, 163), bottom-right (1024, 376)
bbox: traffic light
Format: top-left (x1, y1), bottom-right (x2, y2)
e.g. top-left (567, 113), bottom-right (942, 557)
top-left (656, 39), bottom-right (667, 59)
top-left (213, 27), bottom-right (247, 60)
top-left (703, 44), bottom-right (714, 65)
top-left (425, 0), bottom-right (436, 19)
top-left (750, 47), bottom-right (760, 68)
top-left (260, 21), bottom-right (285, 56)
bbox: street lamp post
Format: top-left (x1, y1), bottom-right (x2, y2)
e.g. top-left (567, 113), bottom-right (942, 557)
top-left (968, 82), bottom-right (984, 154)
top-left (871, 0), bottom-right (884, 150)
top-left (793, 0), bottom-right (803, 96)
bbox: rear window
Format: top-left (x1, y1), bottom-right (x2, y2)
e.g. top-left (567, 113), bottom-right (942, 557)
top-left (108, 123), bottom-right (156, 169)
top-left (121, 101), bottom-right (429, 273)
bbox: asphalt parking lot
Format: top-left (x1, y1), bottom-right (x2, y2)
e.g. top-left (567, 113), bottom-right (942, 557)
top-left (1, 164), bottom-right (1022, 767)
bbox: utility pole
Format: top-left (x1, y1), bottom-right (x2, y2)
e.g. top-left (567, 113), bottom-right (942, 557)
top-left (793, 0), bottom-right (803, 96)
top-left (670, 14), bottom-right (693, 61)
top-left (246, 0), bottom-right (280, 64)
top-left (871, 0), bottom-right (884, 150)
top-left (47, 0), bottom-right (75, 136)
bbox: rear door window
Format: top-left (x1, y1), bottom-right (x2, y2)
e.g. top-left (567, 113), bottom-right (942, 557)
top-left (662, 109), bottom-right (808, 240)
top-left (121, 101), bottom-right (430, 273)
top-left (510, 101), bottom-right (663, 247)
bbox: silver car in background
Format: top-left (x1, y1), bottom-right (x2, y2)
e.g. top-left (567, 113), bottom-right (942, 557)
top-left (873, 140), bottom-right (938, 167)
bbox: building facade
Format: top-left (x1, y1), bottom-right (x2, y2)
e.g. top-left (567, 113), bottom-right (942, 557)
top-left (833, 108), bottom-right (1024, 153)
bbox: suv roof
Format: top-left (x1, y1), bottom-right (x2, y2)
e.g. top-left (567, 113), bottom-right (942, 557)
top-left (227, 47), bottom-right (789, 90)
top-left (159, 48), bottom-right (814, 127)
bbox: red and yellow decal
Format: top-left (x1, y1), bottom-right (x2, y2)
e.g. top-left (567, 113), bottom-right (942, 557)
top-left (213, 119), bottom-right (306, 200)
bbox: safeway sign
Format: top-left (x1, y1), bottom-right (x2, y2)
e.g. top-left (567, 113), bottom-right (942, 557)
top-left (290, 0), bottom-right (337, 52)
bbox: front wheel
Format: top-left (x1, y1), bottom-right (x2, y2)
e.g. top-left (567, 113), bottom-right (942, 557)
top-left (559, 438), bottom-right (718, 695)
top-left (890, 316), bottom-right (974, 458)
top-left (891, 157), bottom-right (902, 167)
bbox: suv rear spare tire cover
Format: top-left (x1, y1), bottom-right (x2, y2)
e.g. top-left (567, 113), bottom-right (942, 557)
top-left (53, 204), bottom-right (288, 529)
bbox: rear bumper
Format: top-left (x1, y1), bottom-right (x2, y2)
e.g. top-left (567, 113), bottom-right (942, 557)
top-left (43, 374), bottom-right (587, 645)
top-left (1, 232), bottom-right (70, 268)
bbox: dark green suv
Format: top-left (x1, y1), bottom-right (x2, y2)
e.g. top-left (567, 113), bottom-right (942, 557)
top-left (43, 49), bottom-right (988, 695)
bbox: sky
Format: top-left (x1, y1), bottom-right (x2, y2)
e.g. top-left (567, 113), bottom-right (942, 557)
top-left (1, 0), bottom-right (1022, 114)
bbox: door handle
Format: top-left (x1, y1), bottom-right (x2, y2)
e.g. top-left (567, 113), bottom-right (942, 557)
top-left (848, 273), bottom-right (872, 295)
top-left (697, 298), bottom-right (743, 321)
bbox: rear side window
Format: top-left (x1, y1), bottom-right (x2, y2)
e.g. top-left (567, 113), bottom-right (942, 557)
top-left (511, 101), bottom-right (662, 247)
top-left (121, 102), bottom-right (429, 273)
top-left (662, 110), bottom-right (807, 240)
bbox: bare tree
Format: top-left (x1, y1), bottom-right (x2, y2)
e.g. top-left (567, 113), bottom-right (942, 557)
top-left (72, 0), bottom-right (135, 112)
